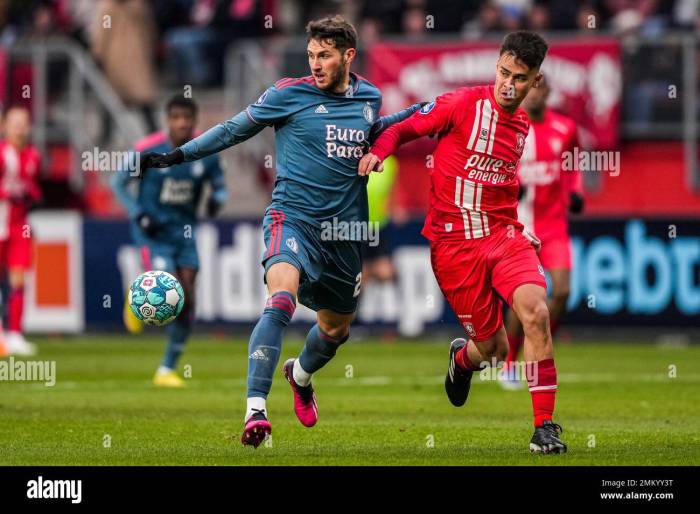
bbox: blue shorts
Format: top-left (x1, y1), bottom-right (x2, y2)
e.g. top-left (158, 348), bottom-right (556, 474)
top-left (132, 226), bottom-right (199, 272)
top-left (261, 209), bottom-right (362, 314)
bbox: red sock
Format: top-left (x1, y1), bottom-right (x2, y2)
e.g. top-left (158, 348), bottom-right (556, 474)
top-left (526, 358), bottom-right (557, 427)
top-left (455, 342), bottom-right (481, 372)
top-left (8, 287), bottom-right (24, 333)
top-left (505, 333), bottom-right (524, 365)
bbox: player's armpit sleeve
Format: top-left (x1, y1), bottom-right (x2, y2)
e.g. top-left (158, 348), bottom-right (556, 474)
top-left (180, 110), bottom-right (265, 162)
top-left (110, 152), bottom-right (143, 219)
top-left (369, 102), bottom-right (424, 143)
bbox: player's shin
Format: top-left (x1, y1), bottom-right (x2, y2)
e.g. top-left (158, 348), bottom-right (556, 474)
top-left (526, 358), bottom-right (557, 426)
top-left (245, 291), bottom-right (296, 419)
top-left (295, 323), bottom-right (348, 386)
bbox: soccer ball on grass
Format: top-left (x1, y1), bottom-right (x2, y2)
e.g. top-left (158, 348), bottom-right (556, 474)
top-left (128, 270), bottom-right (185, 326)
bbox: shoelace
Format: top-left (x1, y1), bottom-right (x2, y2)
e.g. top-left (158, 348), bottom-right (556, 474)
top-left (250, 408), bottom-right (266, 419)
top-left (544, 422), bottom-right (563, 435)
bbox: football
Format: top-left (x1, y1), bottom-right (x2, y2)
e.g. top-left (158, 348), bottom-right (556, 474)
top-left (128, 271), bottom-right (185, 326)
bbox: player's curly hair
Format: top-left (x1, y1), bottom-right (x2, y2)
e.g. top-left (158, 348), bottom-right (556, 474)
top-left (500, 31), bottom-right (549, 70)
top-left (165, 95), bottom-right (198, 116)
top-left (306, 15), bottom-right (358, 53)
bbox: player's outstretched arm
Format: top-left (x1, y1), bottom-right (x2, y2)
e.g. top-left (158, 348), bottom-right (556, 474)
top-left (179, 111), bottom-right (267, 163)
top-left (139, 84), bottom-right (290, 173)
top-left (368, 102), bottom-right (426, 143)
top-left (137, 111), bottom-right (265, 172)
top-left (359, 92), bottom-right (461, 176)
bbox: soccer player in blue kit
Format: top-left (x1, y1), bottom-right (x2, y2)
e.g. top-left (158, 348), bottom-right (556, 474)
top-left (112, 96), bottom-right (228, 388)
top-left (140, 15), bottom-right (423, 447)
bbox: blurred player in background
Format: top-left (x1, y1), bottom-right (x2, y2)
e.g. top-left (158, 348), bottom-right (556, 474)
top-left (0, 106), bottom-right (42, 356)
top-left (501, 76), bottom-right (585, 390)
top-left (361, 155), bottom-right (398, 331)
top-left (361, 31), bottom-right (568, 453)
top-left (111, 95), bottom-right (227, 387)
top-left (139, 15), bottom-right (423, 448)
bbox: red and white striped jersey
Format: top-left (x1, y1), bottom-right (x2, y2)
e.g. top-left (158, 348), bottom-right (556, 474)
top-left (517, 108), bottom-right (581, 241)
top-left (0, 140), bottom-right (42, 239)
top-left (371, 85), bottom-right (530, 242)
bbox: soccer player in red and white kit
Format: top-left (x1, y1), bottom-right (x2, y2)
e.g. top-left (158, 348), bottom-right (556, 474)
top-left (501, 76), bottom-right (584, 390)
top-left (359, 31), bottom-right (566, 453)
top-left (0, 106), bottom-right (42, 356)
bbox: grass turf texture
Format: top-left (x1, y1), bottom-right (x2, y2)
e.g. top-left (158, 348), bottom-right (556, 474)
top-left (1, 336), bottom-right (698, 465)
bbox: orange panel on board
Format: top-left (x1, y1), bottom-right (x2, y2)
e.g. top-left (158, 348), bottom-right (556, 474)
top-left (35, 243), bottom-right (69, 306)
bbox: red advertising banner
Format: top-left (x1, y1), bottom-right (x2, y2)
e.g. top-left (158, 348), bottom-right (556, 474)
top-left (368, 38), bottom-right (621, 150)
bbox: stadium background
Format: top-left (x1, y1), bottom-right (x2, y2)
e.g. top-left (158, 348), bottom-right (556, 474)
top-left (1, 0), bottom-right (696, 339)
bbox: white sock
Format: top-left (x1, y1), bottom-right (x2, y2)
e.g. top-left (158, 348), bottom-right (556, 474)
top-left (157, 366), bottom-right (173, 375)
top-left (245, 396), bottom-right (267, 422)
top-left (292, 359), bottom-right (312, 387)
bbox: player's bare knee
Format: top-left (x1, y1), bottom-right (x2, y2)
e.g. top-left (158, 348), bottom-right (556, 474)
top-left (521, 300), bottom-right (550, 333)
top-left (265, 263), bottom-right (300, 297)
top-left (318, 320), bottom-right (351, 340)
top-left (532, 301), bottom-right (550, 332)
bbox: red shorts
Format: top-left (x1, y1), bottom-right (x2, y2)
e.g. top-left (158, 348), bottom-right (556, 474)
top-left (430, 230), bottom-right (547, 342)
top-left (0, 224), bottom-right (33, 270)
top-left (538, 236), bottom-right (572, 271)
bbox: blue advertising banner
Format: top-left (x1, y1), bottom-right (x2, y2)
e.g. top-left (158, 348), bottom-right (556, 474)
top-left (83, 218), bottom-right (700, 333)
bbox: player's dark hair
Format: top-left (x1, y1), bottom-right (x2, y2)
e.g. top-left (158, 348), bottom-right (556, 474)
top-left (165, 95), bottom-right (198, 116)
top-left (499, 31), bottom-right (548, 70)
top-left (306, 15), bottom-right (357, 53)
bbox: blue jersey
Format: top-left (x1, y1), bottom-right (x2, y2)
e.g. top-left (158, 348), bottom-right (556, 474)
top-left (180, 73), bottom-right (420, 234)
top-left (111, 131), bottom-right (227, 242)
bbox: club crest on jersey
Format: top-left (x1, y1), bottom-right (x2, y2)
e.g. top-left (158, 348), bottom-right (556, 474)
top-left (419, 101), bottom-right (435, 115)
top-left (363, 103), bottom-right (375, 124)
top-left (286, 237), bottom-right (298, 253)
top-left (516, 132), bottom-right (526, 154)
top-left (463, 322), bottom-right (477, 339)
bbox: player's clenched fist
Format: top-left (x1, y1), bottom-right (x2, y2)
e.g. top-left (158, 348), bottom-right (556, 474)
top-left (358, 152), bottom-right (384, 176)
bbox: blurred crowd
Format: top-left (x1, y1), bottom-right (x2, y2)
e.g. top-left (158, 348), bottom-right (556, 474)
top-left (0, 0), bottom-right (696, 89)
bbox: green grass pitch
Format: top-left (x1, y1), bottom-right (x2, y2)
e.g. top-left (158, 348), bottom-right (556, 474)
top-left (1, 335), bottom-right (698, 465)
